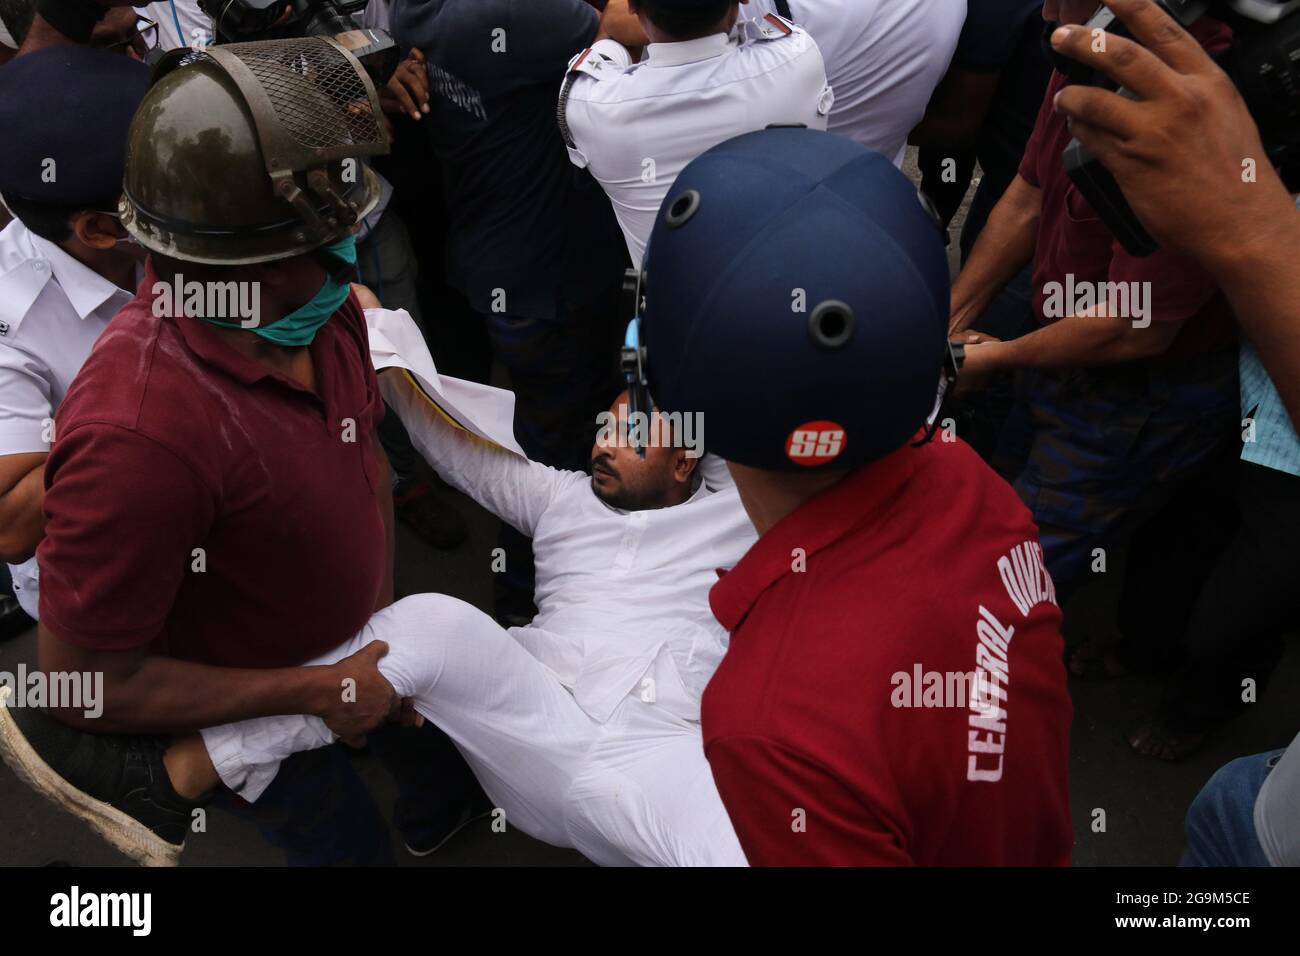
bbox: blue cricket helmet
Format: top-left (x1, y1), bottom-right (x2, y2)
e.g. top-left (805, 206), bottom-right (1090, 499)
top-left (641, 127), bottom-right (949, 471)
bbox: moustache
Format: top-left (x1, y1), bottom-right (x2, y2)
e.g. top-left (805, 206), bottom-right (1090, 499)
top-left (591, 455), bottom-right (620, 480)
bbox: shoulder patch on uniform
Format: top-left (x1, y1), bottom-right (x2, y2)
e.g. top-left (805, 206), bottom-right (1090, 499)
top-left (560, 46), bottom-right (619, 152)
top-left (565, 46), bottom-right (618, 80)
top-left (738, 13), bottom-right (798, 43)
top-left (762, 13), bottom-right (794, 35)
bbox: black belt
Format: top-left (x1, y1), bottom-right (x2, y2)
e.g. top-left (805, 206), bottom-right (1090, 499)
top-left (774, 0), bottom-right (793, 18)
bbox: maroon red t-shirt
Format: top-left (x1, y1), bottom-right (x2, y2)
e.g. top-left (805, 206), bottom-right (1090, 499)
top-left (704, 438), bottom-right (1073, 866)
top-left (1019, 20), bottom-right (1235, 361)
top-left (38, 260), bottom-right (387, 668)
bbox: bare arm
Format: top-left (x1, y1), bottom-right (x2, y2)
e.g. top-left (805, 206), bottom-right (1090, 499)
top-left (949, 174), bottom-right (1041, 334)
top-left (0, 452), bottom-right (46, 564)
top-left (596, 0), bottom-right (648, 53)
top-left (1049, 0), bottom-right (1300, 424)
top-left (38, 625), bottom-right (340, 734)
top-left (35, 415), bottom-right (400, 737)
top-left (961, 309), bottom-right (1183, 387)
top-left (1205, 224), bottom-right (1300, 425)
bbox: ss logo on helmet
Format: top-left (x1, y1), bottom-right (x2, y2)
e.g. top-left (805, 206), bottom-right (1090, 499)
top-left (786, 421), bottom-right (845, 466)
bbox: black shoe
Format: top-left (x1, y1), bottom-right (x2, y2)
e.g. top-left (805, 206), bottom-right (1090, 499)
top-left (394, 481), bottom-right (469, 550)
top-left (0, 593), bottom-right (34, 643)
top-left (0, 686), bottom-right (197, 866)
top-left (403, 793), bottom-right (494, 858)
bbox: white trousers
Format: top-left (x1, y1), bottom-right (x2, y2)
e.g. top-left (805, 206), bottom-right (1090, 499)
top-left (200, 594), bottom-right (746, 867)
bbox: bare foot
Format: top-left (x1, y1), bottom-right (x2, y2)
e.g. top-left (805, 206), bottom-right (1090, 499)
top-left (1128, 721), bottom-right (1207, 762)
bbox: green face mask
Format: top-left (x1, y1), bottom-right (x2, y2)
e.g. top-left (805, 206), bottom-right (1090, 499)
top-left (200, 235), bottom-right (357, 347)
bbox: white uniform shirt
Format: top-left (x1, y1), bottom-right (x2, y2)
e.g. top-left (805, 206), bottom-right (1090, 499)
top-left (136, 1), bottom-right (212, 51)
top-left (0, 219), bottom-right (135, 617)
top-left (748, 0), bottom-right (965, 165)
top-left (382, 364), bottom-right (757, 724)
top-left (562, 16), bottom-right (832, 268)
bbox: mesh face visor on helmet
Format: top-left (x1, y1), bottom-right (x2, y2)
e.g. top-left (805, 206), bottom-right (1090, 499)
top-left (198, 0), bottom-right (401, 85)
top-left (119, 36), bottom-right (389, 265)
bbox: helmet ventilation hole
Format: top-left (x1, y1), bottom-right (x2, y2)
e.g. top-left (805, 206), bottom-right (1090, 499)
top-left (808, 300), bottom-right (855, 351)
top-left (665, 190), bottom-right (701, 229)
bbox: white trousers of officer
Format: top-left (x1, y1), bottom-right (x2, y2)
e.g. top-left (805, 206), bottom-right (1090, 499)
top-left (200, 594), bottom-right (747, 867)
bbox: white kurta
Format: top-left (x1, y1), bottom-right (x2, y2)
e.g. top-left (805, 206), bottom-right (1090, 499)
top-left (200, 309), bottom-right (756, 865)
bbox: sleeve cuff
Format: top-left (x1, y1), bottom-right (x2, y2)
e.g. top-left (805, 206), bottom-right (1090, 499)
top-left (0, 420), bottom-right (51, 456)
top-left (38, 601), bottom-right (162, 654)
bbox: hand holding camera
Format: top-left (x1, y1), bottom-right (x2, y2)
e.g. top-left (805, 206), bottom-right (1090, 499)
top-left (1058, 0), bottom-right (1300, 256)
top-left (1053, 0), bottom-right (1296, 267)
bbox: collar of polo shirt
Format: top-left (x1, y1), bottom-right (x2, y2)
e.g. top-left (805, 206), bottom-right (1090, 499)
top-left (26, 231), bottom-right (133, 321)
top-left (708, 445), bottom-right (918, 632)
top-left (645, 32), bottom-right (732, 68)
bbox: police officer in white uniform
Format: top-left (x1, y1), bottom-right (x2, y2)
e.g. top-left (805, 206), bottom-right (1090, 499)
top-left (559, 0), bottom-right (832, 268)
top-left (747, 0), bottom-right (966, 165)
top-left (0, 47), bottom-right (150, 620)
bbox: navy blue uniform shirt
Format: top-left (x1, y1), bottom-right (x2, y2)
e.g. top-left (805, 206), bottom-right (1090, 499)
top-left (393, 0), bottom-right (626, 321)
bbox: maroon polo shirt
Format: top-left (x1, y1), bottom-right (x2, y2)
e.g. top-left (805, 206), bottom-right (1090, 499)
top-left (38, 259), bottom-right (387, 668)
top-left (1019, 19), bottom-right (1235, 361)
top-left (703, 438), bottom-right (1073, 866)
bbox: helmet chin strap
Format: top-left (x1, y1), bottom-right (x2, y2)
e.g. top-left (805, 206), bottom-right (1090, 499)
top-left (913, 340), bottom-right (962, 448)
top-left (621, 267), bottom-right (652, 460)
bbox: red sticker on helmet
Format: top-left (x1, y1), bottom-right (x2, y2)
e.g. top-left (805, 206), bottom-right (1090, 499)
top-left (785, 421), bottom-right (846, 466)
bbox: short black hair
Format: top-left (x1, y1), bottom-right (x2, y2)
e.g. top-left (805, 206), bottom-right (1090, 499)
top-left (635, 0), bottom-right (734, 39)
top-left (0, 191), bottom-right (117, 244)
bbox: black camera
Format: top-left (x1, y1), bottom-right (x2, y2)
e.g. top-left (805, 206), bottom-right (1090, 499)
top-left (1062, 0), bottom-right (1300, 256)
top-left (198, 0), bottom-right (400, 83)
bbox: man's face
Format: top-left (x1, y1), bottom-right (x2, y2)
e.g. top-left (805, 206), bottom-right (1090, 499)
top-left (256, 251), bottom-right (333, 322)
top-left (1043, 0), bottom-right (1100, 25)
top-left (589, 392), bottom-right (695, 512)
top-left (91, 8), bottom-right (152, 60)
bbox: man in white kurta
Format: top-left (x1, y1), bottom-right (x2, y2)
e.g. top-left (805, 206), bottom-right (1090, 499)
top-left (197, 308), bottom-right (755, 866)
